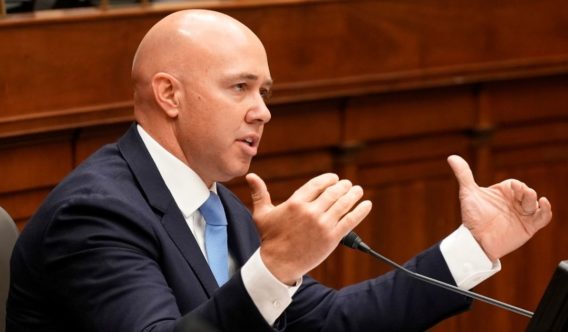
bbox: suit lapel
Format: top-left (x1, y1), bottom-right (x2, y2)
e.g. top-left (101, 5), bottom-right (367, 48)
top-left (117, 124), bottom-right (218, 296)
top-left (160, 203), bottom-right (219, 294)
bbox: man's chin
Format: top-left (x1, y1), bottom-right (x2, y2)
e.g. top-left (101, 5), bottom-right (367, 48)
top-left (219, 163), bottom-right (251, 183)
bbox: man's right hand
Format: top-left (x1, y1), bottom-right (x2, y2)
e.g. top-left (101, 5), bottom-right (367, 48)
top-left (245, 173), bottom-right (373, 285)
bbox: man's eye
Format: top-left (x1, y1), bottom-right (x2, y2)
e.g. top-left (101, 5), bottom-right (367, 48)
top-left (233, 83), bottom-right (247, 92)
top-left (260, 89), bottom-right (272, 101)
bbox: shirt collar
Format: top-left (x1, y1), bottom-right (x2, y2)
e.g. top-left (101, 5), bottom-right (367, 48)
top-left (137, 124), bottom-right (216, 218)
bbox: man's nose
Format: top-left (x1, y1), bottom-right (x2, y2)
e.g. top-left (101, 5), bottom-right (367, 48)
top-left (246, 95), bottom-right (272, 124)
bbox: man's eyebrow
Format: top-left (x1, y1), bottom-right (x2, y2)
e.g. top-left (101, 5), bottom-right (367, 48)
top-left (231, 73), bottom-right (273, 87)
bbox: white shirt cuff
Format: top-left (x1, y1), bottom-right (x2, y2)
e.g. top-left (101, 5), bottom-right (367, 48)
top-left (440, 224), bottom-right (501, 290)
top-left (241, 249), bottom-right (302, 326)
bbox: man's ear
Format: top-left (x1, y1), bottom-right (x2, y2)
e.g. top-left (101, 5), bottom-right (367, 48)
top-left (152, 72), bottom-right (181, 118)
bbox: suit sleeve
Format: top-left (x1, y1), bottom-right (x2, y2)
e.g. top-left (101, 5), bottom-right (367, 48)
top-left (284, 245), bottom-right (473, 332)
top-left (184, 273), bottom-right (284, 332)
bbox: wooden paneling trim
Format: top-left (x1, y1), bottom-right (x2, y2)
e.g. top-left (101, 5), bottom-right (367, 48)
top-left (2, 58), bottom-right (566, 141)
top-left (357, 134), bottom-right (470, 166)
top-left (0, 0), bottom-right (340, 26)
top-left (271, 55), bottom-right (568, 104)
top-left (493, 121), bottom-right (568, 149)
top-left (0, 101), bottom-right (133, 139)
top-left (493, 143), bottom-right (568, 170)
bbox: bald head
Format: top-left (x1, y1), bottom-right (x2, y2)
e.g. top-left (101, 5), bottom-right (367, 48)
top-left (131, 9), bottom-right (269, 135)
top-left (129, 10), bottom-right (272, 185)
top-left (132, 10), bottom-right (263, 92)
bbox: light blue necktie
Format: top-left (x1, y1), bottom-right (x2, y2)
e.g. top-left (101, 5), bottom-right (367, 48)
top-left (199, 192), bottom-right (229, 286)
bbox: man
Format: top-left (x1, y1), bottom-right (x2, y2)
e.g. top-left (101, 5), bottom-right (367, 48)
top-left (7, 9), bottom-right (552, 332)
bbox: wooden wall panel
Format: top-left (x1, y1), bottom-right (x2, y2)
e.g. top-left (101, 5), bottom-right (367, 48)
top-left (0, 19), bottom-right (150, 116)
top-left (345, 87), bottom-right (476, 142)
top-left (74, 123), bottom-right (130, 163)
top-left (485, 76), bottom-right (568, 125)
top-left (0, 134), bottom-right (74, 228)
top-left (248, 1), bottom-right (568, 82)
top-left (259, 100), bottom-right (342, 154)
top-left (0, 189), bottom-right (52, 229)
top-left (229, 151), bottom-right (336, 205)
top-left (3, 0), bottom-right (568, 136)
top-left (1, 1), bottom-right (568, 331)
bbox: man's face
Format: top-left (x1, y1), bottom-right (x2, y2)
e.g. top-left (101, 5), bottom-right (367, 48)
top-left (173, 34), bottom-right (272, 186)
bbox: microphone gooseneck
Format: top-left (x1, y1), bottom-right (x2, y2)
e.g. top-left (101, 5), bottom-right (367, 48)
top-left (340, 231), bottom-right (371, 252)
top-left (340, 231), bottom-right (534, 318)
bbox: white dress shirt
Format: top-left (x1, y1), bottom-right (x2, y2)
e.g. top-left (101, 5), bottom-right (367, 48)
top-left (137, 125), bottom-right (500, 326)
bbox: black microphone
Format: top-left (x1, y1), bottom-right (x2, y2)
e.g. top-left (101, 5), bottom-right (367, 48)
top-left (340, 231), bottom-right (534, 318)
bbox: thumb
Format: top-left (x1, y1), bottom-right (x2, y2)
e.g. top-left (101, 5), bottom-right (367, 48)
top-left (245, 173), bottom-right (273, 215)
top-left (447, 155), bottom-right (477, 190)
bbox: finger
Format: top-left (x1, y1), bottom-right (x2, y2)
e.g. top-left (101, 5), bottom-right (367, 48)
top-left (447, 155), bottom-right (477, 190)
top-left (531, 197), bottom-right (553, 231)
top-left (511, 181), bottom-right (538, 215)
top-left (245, 173), bottom-right (273, 215)
top-left (312, 179), bottom-right (353, 212)
top-left (334, 200), bottom-right (373, 238)
top-left (324, 185), bottom-right (364, 221)
top-left (290, 173), bottom-right (339, 202)
top-left (510, 180), bottom-right (525, 202)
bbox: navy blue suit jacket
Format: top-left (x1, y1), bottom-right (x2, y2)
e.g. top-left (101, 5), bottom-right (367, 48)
top-left (7, 124), bottom-right (471, 332)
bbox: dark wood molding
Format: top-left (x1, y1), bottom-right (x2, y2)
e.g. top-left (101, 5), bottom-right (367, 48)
top-left (1, 55), bottom-right (567, 140)
top-left (0, 101), bottom-right (133, 139)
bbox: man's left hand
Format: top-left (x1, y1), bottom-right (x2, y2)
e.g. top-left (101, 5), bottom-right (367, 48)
top-left (447, 155), bottom-right (553, 262)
